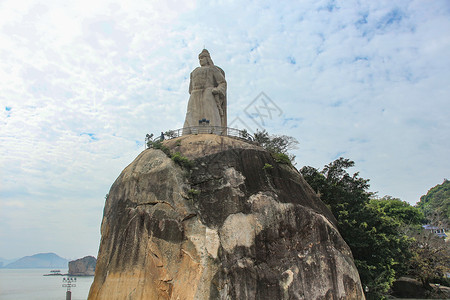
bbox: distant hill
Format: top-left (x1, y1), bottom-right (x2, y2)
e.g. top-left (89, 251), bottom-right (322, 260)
top-left (0, 257), bottom-right (19, 268)
top-left (3, 253), bottom-right (68, 269)
top-left (416, 179), bottom-right (450, 225)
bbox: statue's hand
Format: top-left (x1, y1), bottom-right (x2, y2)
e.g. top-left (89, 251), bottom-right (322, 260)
top-left (212, 88), bottom-right (219, 95)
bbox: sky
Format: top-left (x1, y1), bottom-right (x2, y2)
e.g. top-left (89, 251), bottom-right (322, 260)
top-left (0, 0), bottom-right (449, 260)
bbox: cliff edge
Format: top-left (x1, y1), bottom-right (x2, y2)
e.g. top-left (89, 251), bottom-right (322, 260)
top-left (88, 134), bottom-right (364, 299)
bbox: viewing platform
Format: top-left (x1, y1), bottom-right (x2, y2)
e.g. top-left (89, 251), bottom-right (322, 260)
top-left (145, 126), bottom-right (254, 149)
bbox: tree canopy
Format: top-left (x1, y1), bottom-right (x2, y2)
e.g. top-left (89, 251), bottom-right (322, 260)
top-left (407, 226), bottom-right (450, 288)
top-left (416, 179), bottom-right (450, 226)
top-left (369, 196), bottom-right (424, 226)
top-left (300, 158), bottom-right (418, 298)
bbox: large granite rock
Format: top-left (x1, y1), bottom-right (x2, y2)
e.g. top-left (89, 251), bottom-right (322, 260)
top-left (68, 256), bottom-right (96, 276)
top-left (88, 134), bottom-right (364, 299)
top-left (391, 277), bottom-right (450, 299)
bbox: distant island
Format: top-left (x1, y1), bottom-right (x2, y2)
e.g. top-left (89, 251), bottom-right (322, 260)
top-left (68, 256), bottom-right (96, 276)
top-left (1, 253), bottom-right (68, 269)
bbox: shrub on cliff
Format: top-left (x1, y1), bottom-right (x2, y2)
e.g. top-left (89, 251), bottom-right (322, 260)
top-left (254, 129), bottom-right (298, 164)
top-left (171, 152), bottom-right (193, 169)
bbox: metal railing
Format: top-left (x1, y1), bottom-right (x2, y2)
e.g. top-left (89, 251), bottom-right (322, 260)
top-left (146, 126), bottom-right (254, 149)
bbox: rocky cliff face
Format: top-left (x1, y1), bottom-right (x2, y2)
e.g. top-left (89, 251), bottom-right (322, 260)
top-left (88, 134), bottom-right (364, 300)
top-left (68, 256), bottom-right (96, 276)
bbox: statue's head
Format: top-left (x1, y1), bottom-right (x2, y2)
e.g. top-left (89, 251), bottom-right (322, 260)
top-left (198, 49), bottom-right (214, 67)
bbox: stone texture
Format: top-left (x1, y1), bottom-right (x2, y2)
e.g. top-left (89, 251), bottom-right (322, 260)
top-left (88, 134), bottom-right (365, 300)
top-left (183, 49), bottom-right (227, 133)
top-left (391, 277), bottom-right (450, 299)
top-left (68, 256), bottom-right (96, 276)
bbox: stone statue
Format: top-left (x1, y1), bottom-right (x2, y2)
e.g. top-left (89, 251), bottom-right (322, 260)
top-left (183, 49), bottom-right (227, 134)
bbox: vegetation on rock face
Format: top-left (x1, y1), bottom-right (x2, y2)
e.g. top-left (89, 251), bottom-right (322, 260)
top-left (187, 189), bottom-right (200, 199)
top-left (171, 152), bottom-right (193, 169)
top-left (164, 130), bottom-right (177, 139)
top-left (271, 152), bottom-right (291, 164)
top-left (146, 134), bottom-right (171, 156)
top-left (146, 133), bottom-right (193, 169)
top-left (416, 179), bottom-right (449, 227)
top-left (254, 129), bottom-right (298, 164)
top-left (262, 163), bottom-right (273, 170)
top-left (145, 133), bottom-right (157, 147)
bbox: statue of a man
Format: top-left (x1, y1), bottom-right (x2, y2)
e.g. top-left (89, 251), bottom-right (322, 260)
top-left (183, 49), bottom-right (227, 134)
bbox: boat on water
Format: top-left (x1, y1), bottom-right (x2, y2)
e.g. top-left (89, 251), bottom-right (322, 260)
top-left (43, 269), bottom-right (65, 276)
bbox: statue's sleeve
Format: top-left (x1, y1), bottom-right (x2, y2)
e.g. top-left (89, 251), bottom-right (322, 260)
top-left (214, 67), bottom-right (227, 128)
top-left (213, 67), bottom-right (226, 98)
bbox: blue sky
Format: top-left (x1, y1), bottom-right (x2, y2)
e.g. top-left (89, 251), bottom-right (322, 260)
top-left (1, 0), bottom-right (449, 259)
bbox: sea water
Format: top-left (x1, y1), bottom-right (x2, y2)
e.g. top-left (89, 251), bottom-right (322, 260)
top-left (0, 269), bottom-right (93, 300)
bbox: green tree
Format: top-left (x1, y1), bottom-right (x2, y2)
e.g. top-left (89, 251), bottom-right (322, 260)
top-left (407, 228), bottom-right (450, 288)
top-left (254, 129), bottom-right (298, 164)
top-left (369, 197), bottom-right (450, 291)
top-left (301, 158), bottom-right (413, 298)
top-left (369, 196), bottom-right (424, 226)
top-left (416, 179), bottom-right (450, 227)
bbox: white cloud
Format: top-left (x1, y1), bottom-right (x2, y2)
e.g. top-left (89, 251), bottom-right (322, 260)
top-left (1, 201), bottom-right (25, 208)
top-left (0, 0), bottom-right (449, 259)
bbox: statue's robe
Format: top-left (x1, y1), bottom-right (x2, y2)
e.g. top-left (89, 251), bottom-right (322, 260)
top-left (183, 65), bottom-right (226, 134)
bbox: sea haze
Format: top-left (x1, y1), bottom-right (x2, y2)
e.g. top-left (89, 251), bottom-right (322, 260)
top-left (0, 269), bottom-right (93, 300)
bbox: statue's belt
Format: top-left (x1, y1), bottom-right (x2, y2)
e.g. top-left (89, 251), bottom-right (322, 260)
top-left (191, 87), bottom-right (214, 91)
